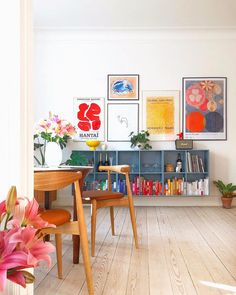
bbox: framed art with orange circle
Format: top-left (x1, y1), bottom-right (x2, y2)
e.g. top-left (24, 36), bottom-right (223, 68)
top-left (182, 77), bottom-right (227, 140)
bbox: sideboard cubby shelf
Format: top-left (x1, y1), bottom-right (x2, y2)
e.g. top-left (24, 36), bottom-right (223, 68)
top-left (72, 149), bottom-right (210, 197)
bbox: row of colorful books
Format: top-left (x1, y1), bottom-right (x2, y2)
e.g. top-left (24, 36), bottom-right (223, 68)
top-left (164, 178), bottom-right (184, 195)
top-left (164, 177), bottom-right (209, 196)
top-left (83, 177), bottom-right (162, 196)
top-left (84, 179), bottom-right (126, 193)
top-left (186, 178), bottom-right (209, 195)
top-left (132, 176), bottom-right (162, 196)
top-left (84, 176), bottom-right (209, 196)
top-left (186, 152), bottom-right (205, 173)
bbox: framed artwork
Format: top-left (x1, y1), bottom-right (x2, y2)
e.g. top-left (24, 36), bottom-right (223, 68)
top-left (73, 97), bottom-right (105, 141)
top-left (142, 90), bottom-right (180, 141)
top-left (183, 77), bottom-right (227, 140)
top-left (107, 74), bottom-right (139, 100)
top-left (107, 103), bottom-right (139, 141)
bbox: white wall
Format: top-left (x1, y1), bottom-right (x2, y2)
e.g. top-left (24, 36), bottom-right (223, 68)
top-left (0, 1), bottom-right (33, 294)
top-left (34, 28), bottom-right (236, 198)
top-left (0, 1), bottom-right (21, 200)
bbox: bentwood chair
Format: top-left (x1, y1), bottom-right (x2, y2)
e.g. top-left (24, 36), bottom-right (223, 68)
top-left (34, 171), bottom-right (94, 295)
top-left (82, 165), bottom-right (138, 257)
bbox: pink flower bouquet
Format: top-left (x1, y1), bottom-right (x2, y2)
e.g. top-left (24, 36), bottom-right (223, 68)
top-left (34, 112), bottom-right (76, 165)
top-left (36, 112), bottom-right (76, 144)
top-left (0, 187), bottom-right (55, 291)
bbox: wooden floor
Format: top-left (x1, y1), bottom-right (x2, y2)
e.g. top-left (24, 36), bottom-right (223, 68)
top-left (35, 207), bottom-right (236, 295)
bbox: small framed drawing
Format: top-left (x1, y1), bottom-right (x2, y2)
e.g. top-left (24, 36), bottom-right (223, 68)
top-left (73, 97), bottom-right (105, 141)
top-left (142, 90), bottom-right (180, 141)
top-left (183, 77), bottom-right (227, 140)
top-left (107, 74), bottom-right (139, 100)
top-left (107, 103), bottom-right (139, 141)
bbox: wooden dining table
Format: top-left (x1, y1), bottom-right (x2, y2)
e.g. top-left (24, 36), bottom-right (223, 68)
top-left (34, 165), bottom-right (93, 264)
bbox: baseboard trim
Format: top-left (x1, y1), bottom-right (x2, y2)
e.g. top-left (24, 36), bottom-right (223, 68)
top-left (53, 195), bottom-right (230, 207)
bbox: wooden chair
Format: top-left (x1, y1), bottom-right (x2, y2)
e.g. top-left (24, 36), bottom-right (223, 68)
top-left (34, 171), bottom-right (94, 295)
top-left (82, 165), bottom-right (138, 257)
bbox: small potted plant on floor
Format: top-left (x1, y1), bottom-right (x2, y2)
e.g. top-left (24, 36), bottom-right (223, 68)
top-left (129, 130), bottom-right (152, 150)
top-left (213, 180), bottom-right (236, 209)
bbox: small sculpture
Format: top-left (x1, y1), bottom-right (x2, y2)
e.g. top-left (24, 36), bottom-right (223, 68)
top-left (177, 132), bottom-right (183, 140)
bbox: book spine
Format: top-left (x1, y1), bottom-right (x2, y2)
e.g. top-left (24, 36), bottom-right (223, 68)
top-left (187, 152), bottom-right (192, 172)
top-left (199, 157), bottom-right (205, 173)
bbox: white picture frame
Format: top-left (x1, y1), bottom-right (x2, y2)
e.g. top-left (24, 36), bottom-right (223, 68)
top-left (107, 103), bottom-right (139, 141)
top-left (73, 97), bottom-right (105, 141)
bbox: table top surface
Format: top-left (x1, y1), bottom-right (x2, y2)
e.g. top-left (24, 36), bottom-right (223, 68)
top-left (34, 165), bottom-right (94, 172)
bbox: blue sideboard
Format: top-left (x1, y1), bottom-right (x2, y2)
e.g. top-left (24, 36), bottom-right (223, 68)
top-left (72, 149), bottom-right (210, 197)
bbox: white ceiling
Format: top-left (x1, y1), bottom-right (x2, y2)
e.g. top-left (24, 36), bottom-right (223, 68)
top-left (33, 0), bottom-right (236, 28)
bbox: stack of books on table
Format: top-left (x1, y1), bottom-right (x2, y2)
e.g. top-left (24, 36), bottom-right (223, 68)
top-left (186, 152), bottom-right (205, 173)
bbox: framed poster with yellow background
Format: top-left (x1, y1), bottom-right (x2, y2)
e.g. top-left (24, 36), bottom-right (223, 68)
top-left (142, 90), bottom-right (180, 141)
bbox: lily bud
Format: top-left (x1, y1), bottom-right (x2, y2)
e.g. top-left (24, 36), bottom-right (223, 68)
top-left (21, 270), bottom-right (35, 284)
top-left (6, 186), bottom-right (17, 214)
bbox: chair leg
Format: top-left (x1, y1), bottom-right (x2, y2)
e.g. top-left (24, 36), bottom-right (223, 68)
top-left (80, 217), bottom-right (94, 295)
top-left (128, 202), bottom-right (139, 249)
top-left (55, 234), bottom-right (63, 279)
top-left (110, 207), bottom-right (115, 235)
top-left (91, 200), bottom-right (97, 257)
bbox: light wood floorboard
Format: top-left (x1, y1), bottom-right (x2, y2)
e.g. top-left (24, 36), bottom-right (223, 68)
top-left (35, 207), bottom-right (236, 295)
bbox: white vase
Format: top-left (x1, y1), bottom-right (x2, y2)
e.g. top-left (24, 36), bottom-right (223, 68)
top-left (45, 142), bottom-right (62, 167)
top-left (1, 280), bottom-right (26, 295)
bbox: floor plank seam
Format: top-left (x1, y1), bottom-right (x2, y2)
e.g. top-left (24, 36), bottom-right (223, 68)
top-left (100, 208), bottom-right (129, 295)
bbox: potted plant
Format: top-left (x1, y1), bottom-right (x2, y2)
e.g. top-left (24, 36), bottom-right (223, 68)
top-left (129, 130), bottom-right (152, 150)
top-left (213, 180), bottom-right (236, 209)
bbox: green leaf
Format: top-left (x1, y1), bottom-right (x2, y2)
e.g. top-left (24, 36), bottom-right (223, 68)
top-left (129, 130), bottom-right (152, 150)
top-left (226, 183), bottom-right (232, 190)
top-left (65, 151), bottom-right (88, 166)
top-left (230, 185), bottom-right (236, 192)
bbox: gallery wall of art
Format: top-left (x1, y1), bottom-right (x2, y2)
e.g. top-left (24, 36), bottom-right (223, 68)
top-left (34, 28), bottom-right (236, 195)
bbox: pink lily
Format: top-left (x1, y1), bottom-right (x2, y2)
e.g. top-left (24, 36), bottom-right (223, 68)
top-left (12, 198), bottom-right (55, 229)
top-left (0, 201), bottom-right (6, 221)
top-left (10, 226), bottom-right (55, 267)
top-left (0, 229), bottom-right (29, 291)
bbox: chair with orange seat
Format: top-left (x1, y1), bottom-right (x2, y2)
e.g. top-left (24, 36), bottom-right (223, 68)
top-left (82, 165), bottom-right (138, 257)
top-left (34, 171), bottom-right (94, 295)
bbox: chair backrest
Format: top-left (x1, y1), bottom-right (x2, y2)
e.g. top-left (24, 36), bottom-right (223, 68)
top-left (99, 165), bottom-right (130, 175)
top-left (34, 171), bottom-right (82, 191)
top-left (98, 165), bottom-right (132, 199)
top-left (34, 170), bottom-right (87, 235)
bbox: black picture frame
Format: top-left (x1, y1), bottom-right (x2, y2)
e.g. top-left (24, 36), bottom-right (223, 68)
top-left (107, 103), bottom-right (139, 142)
top-left (182, 77), bottom-right (227, 141)
top-left (107, 74), bottom-right (139, 101)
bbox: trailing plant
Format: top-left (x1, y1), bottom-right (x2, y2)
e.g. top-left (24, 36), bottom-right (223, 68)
top-left (129, 130), bottom-right (152, 150)
top-left (213, 180), bottom-right (236, 197)
top-left (65, 151), bottom-right (88, 166)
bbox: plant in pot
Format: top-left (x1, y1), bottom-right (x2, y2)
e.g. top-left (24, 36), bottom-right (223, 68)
top-left (129, 130), bottom-right (152, 150)
top-left (213, 180), bottom-right (236, 209)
